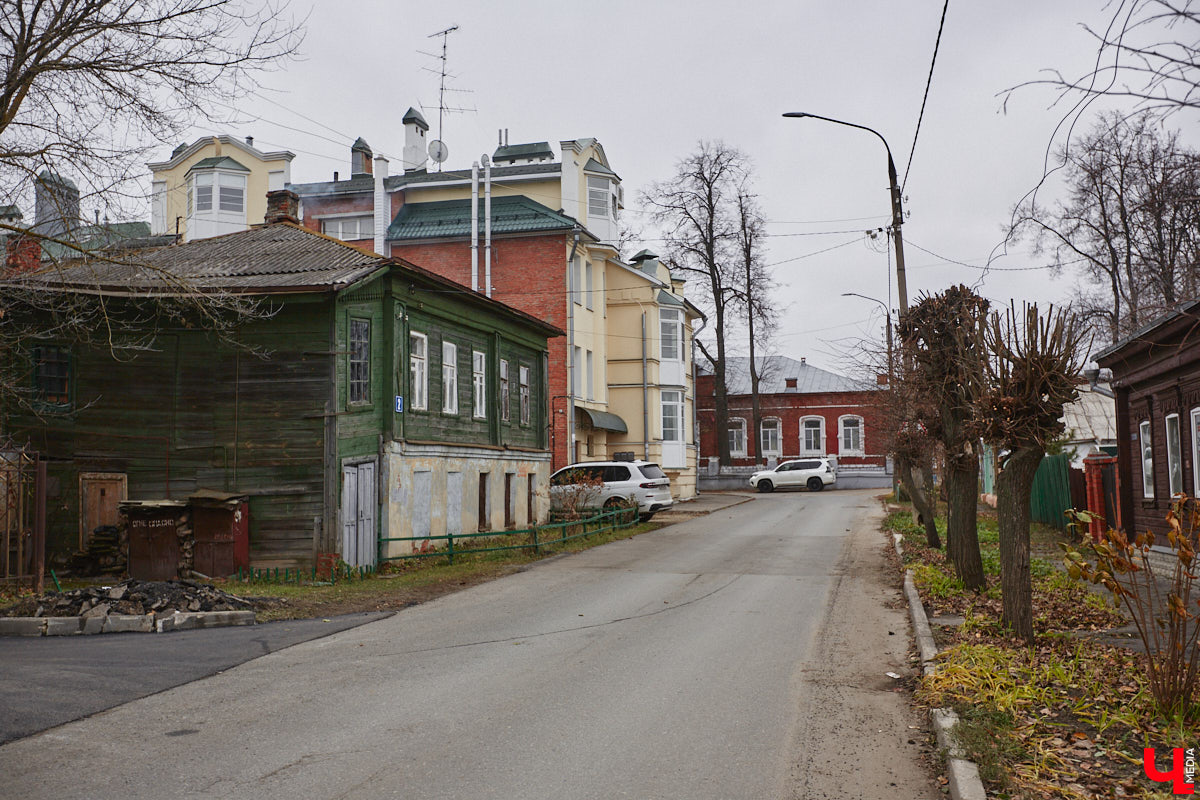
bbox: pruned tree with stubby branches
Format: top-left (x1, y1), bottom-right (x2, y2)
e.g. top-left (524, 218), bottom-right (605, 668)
top-left (975, 303), bottom-right (1085, 642)
top-left (899, 285), bottom-right (989, 591)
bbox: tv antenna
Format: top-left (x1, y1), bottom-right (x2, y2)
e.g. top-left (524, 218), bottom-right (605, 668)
top-left (419, 24), bottom-right (475, 171)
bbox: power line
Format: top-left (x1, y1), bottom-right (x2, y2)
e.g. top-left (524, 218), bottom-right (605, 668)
top-left (901, 0), bottom-right (950, 193)
top-left (904, 238), bottom-right (1064, 272)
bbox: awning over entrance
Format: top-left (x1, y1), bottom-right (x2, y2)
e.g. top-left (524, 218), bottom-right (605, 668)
top-left (575, 405), bottom-right (628, 433)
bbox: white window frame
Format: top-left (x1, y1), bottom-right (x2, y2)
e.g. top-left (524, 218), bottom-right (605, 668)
top-left (442, 341), bottom-right (458, 415)
top-left (1191, 408), bottom-right (1200, 497)
top-left (472, 350), bottom-right (487, 419)
top-left (661, 390), bottom-right (684, 442)
top-left (500, 359), bottom-right (510, 422)
top-left (800, 415), bottom-right (825, 455)
top-left (587, 176), bottom-right (610, 219)
top-left (760, 418), bottom-right (782, 457)
top-left (409, 332), bottom-right (428, 410)
top-left (348, 318), bottom-right (371, 406)
top-left (586, 350), bottom-right (594, 401)
top-left (728, 418), bottom-right (747, 457)
top-left (1140, 419), bottom-right (1154, 498)
top-left (322, 214), bottom-right (374, 241)
top-left (519, 365), bottom-right (531, 426)
top-left (660, 308), bottom-right (682, 362)
top-left (1166, 413), bottom-right (1183, 496)
top-left (839, 415), bottom-right (864, 455)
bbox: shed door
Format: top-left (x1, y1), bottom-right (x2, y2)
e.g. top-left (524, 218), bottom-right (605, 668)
top-left (79, 473), bottom-right (126, 549)
top-left (341, 461), bottom-right (378, 568)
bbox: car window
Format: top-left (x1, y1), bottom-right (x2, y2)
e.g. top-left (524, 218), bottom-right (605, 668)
top-left (550, 468), bottom-right (575, 486)
top-left (797, 460), bottom-right (819, 470)
top-left (604, 465), bottom-right (631, 482)
top-left (638, 464), bottom-right (666, 479)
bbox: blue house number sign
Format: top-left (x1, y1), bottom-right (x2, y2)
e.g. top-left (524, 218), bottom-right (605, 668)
top-left (394, 395), bottom-right (404, 413)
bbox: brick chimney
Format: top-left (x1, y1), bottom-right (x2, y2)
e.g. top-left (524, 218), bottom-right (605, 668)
top-left (785, 377), bottom-right (798, 390)
top-left (877, 373), bottom-right (890, 386)
top-left (5, 234), bottom-right (41, 274)
top-left (264, 189), bottom-right (299, 225)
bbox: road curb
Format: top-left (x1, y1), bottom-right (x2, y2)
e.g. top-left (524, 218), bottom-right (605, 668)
top-left (0, 610), bottom-right (256, 636)
top-left (896, 530), bottom-right (990, 800)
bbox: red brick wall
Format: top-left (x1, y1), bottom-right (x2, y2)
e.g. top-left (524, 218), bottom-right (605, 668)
top-left (299, 194), bottom-right (372, 235)
top-left (697, 372), bottom-right (886, 467)
top-left (392, 233), bottom-right (573, 467)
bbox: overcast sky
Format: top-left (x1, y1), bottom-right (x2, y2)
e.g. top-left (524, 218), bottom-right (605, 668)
top-left (171, 0), bottom-right (1193, 375)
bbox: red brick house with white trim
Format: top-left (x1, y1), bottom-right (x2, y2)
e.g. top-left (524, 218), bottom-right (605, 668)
top-left (698, 356), bottom-right (886, 469)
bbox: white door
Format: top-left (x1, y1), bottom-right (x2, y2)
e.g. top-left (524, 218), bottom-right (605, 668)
top-left (341, 461), bottom-right (377, 567)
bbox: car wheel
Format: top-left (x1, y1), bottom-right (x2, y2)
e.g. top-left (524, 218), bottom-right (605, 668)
top-left (757, 479), bottom-right (774, 493)
top-left (638, 512), bottom-right (655, 523)
top-left (807, 477), bottom-right (824, 492)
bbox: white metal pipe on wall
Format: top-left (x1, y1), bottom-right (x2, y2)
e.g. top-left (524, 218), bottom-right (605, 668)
top-left (483, 155), bottom-right (492, 298)
top-left (470, 162), bottom-right (480, 292)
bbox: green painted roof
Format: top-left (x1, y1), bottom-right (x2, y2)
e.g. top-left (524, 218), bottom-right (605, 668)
top-left (657, 289), bottom-right (684, 307)
top-left (575, 406), bottom-right (628, 433)
top-left (387, 195), bottom-right (577, 240)
top-left (583, 158), bottom-right (618, 178)
top-left (493, 142), bottom-right (554, 162)
top-left (186, 156), bottom-right (249, 173)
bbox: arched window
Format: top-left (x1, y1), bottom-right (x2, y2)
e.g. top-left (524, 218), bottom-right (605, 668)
top-left (800, 416), bottom-right (824, 455)
top-left (839, 415), bottom-right (864, 455)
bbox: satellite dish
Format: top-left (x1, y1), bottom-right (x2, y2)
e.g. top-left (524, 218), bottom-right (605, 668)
top-left (428, 140), bottom-right (449, 163)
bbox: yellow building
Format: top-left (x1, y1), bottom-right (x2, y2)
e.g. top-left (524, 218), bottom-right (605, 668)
top-left (147, 135), bottom-right (294, 241)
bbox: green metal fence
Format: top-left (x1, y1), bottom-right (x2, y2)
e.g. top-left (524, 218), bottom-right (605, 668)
top-left (1030, 453), bottom-right (1073, 530)
top-left (377, 506), bottom-right (638, 565)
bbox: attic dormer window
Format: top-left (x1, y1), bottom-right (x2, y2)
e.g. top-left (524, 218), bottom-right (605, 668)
top-left (588, 176), bottom-right (615, 220)
top-left (185, 157), bottom-right (249, 240)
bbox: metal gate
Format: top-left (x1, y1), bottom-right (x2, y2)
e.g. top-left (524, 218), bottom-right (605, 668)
top-left (341, 461), bottom-right (377, 568)
top-left (1, 448), bottom-right (46, 589)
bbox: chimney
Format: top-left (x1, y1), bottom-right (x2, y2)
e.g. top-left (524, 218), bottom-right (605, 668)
top-left (34, 171), bottom-right (79, 238)
top-left (800, 357), bottom-right (806, 365)
top-left (5, 234), bottom-right (41, 274)
top-left (351, 137), bottom-right (373, 179)
top-left (264, 189), bottom-right (299, 225)
top-left (785, 377), bottom-right (798, 390)
top-left (402, 107), bottom-right (430, 172)
top-left (877, 373), bottom-right (889, 386)
top-left (245, 135), bottom-right (254, 148)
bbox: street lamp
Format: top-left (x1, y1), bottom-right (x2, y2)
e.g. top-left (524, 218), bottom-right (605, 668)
top-left (842, 292), bottom-right (894, 383)
top-left (783, 111), bottom-right (909, 315)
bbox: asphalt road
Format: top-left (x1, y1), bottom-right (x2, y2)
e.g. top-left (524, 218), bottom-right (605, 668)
top-left (0, 612), bottom-right (391, 745)
top-left (0, 489), bottom-right (937, 799)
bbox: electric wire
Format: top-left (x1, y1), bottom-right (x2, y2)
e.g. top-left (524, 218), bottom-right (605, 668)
top-left (901, 0), bottom-right (950, 194)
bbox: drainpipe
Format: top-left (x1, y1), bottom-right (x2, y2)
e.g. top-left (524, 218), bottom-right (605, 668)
top-left (566, 225), bottom-right (581, 464)
top-left (483, 155), bottom-right (493, 298)
top-left (471, 161), bottom-right (480, 292)
top-left (642, 311), bottom-right (649, 461)
top-left (691, 313), bottom-right (707, 471)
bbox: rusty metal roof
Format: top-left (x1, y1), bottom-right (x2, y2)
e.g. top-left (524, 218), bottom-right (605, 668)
top-left (6, 222), bottom-right (386, 295)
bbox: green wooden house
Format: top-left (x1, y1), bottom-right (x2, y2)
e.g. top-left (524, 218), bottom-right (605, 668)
top-left (5, 193), bottom-right (560, 569)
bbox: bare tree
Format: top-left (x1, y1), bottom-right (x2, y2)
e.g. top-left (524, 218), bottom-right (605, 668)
top-left (644, 141), bottom-right (752, 466)
top-left (975, 304), bottom-right (1085, 642)
top-left (0, 1), bottom-right (301, 413)
top-left (1011, 112), bottom-right (1200, 344)
top-left (1005, 1), bottom-right (1200, 119)
top-left (1, 0), bottom-right (302, 224)
top-left (734, 184), bottom-right (777, 465)
top-left (899, 285), bottom-right (989, 591)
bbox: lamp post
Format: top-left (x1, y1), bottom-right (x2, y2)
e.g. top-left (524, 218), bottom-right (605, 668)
top-left (783, 112), bottom-right (909, 315)
top-left (842, 292), bottom-right (894, 382)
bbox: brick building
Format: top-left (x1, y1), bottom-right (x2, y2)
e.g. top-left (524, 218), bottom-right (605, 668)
top-left (698, 356), bottom-right (886, 469)
top-left (288, 115), bottom-right (702, 495)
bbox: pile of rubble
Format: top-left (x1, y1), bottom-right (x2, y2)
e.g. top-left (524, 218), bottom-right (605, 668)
top-left (1, 579), bottom-right (254, 618)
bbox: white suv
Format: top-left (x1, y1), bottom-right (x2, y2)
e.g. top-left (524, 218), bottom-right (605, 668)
top-left (748, 458), bottom-right (836, 493)
top-left (549, 460), bottom-right (674, 521)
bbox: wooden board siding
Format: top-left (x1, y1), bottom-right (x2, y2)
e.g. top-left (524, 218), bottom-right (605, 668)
top-left (10, 299), bottom-right (334, 568)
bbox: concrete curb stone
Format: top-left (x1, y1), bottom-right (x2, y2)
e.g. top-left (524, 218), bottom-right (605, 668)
top-left (0, 617), bottom-right (46, 636)
top-left (0, 610), bottom-right (255, 636)
top-left (896, 527), bottom-right (990, 800)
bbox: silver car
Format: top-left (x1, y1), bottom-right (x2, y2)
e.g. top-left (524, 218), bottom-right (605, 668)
top-left (549, 460), bottom-right (674, 521)
top-left (748, 458), bottom-right (837, 493)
